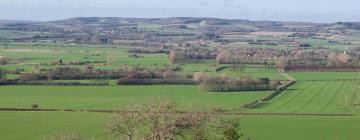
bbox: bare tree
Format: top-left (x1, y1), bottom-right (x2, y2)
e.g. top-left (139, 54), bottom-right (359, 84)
top-left (162, 70), bottom-right (176, 79)
top-left (106, 99), bottom-right (217, 140)
top-left (168, 50), bottom-right (176, 64)
top-left (327, 52), bottom-right (338, 67)
top-left (105, 104), bottom-right (146, 140)
top-left (277, 56), bottom-right (289, 71)
top-left (337, 53), bottom-right (350, 65)
top-left (216, 51), bottom-right (231, 64)
top-left (168, 50), bottom-right (185, 64)
top-left (193, 72), bottom-right (207, 84)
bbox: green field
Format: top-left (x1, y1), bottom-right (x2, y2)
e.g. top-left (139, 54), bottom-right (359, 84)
top-left (289, 72), bottom-right (360, 80)
top-left (250, 81), bottom-right (358, 114)
top-left (1, 112), bottom-right (360, 140)
top-left (0, 85), bottom-right (270, 111)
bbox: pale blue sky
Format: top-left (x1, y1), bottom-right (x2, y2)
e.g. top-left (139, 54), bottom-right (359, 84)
top-left (0, 0), bottom-right (359, 22)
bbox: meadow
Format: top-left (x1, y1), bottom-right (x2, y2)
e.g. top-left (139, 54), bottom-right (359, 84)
top-left (1, 112), bottom-right (360, 140)
top-left (250, 81), bottom-right (357, 114)
top-left (0, 85), bottom-right (270, 111)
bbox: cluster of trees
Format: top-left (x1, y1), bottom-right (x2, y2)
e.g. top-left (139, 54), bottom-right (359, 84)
top-left (117, 70), bottom-right (194, 85)
top-left (21, 80), bottom-right (109, 86)
top-left (288, 32), bottom-right (317, 38)
top-left (38, 60), bottom-right (106, 66)
top-left (277, 50), bottom-right (356, 71)
top-left (216, 49), bottom-right (280, 64)
top-left (169, 49), bottom-right (217, 64)
top-left (19, 66), bottom-right (168, 82)
top-left (105, 99), bottom-right (247, 140)
top-left (43, 100), bottom-right (249, 140)
top-left (193, 73), bottom-right (278, 92)
top-left (128, 49), bottom-right (168, 54)
top-left (327, 52), bottom-right (351, 67)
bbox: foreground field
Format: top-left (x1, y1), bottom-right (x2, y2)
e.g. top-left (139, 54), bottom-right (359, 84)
top-left (1, 112), bottom-right (360, 140)
top-left (0, 85), bottom-right (270, 111)
top-left (250, 81), bottom-right (357, 114)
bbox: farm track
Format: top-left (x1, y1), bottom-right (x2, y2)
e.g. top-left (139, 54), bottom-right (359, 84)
top-left (290, 81), bottom-right (330, 113)
top-left (0, 108), bottom-right (355, 117)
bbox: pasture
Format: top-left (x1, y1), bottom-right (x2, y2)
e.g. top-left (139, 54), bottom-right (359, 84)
top-left (250, 81), bottom-right (358, 114)
top-left (0, 85), bottom-right (270, 111)
top-left (1, 112), bottom-right (360, 140)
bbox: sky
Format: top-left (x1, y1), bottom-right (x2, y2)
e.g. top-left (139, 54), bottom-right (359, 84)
top-left (0, 0), bottom-right (359, 23)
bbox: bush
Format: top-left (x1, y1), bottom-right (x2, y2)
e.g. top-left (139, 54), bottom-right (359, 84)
top-left (31, 104), bottom-right (39, 109)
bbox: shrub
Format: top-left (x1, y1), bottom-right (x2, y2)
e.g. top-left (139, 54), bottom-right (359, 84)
top-left (31, 104), bottom-right (39, 109)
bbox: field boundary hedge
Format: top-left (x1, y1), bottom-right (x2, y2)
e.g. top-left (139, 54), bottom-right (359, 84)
top-left (243, 80), bottom-right (296, 109)
top-left (117, 79), bottom-right (195, 85)
top-left (284, 66), bottom-right (360, 72)
top-left (243, 70), bottom-right (296, 109)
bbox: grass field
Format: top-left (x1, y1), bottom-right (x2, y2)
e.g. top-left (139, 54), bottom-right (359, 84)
top-left (1, 112), bottom-right (360, 140)
top-left (288, 72), bottom-right (360, 80)
top-left (0, 85), bottom-right (270, 111)
top-left (250, 81), bottom-right (358, 114)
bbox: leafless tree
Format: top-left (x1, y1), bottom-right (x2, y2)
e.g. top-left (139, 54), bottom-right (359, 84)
top-left (337, 53), bottom-right (350, 64)
top-left (106, 99), bottom-right (216, 140)
top-left (193, 72), bottom-right (207, 84)
top-left (277, 56), bottom-right (289, 70)
top-left (105, 104), bottom-right (146, 140)
top-left (162, 70), bottom-right (176, 79)
top-left (216, 51), bottom-right (231, 64)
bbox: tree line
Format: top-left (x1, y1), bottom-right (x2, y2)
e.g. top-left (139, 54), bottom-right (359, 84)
top-left (193, 72), bottom-right (280, 92)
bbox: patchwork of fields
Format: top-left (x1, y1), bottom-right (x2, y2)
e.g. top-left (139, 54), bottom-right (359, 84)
top-left (1, 43), bottom-right (360, 139)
